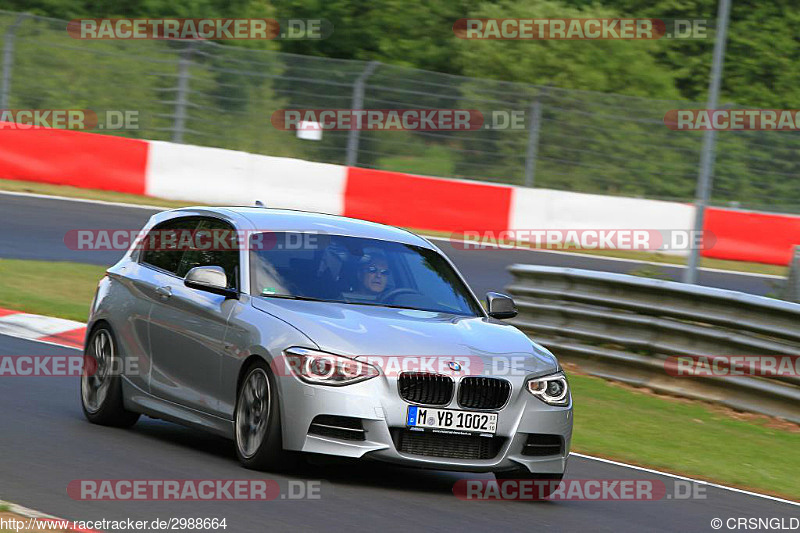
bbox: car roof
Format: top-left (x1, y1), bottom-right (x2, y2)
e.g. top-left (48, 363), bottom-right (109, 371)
top-left (165, 206), bottom-right (435, 248)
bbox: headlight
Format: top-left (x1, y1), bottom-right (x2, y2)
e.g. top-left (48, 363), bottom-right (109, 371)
top-left (284, 347), bottom-right (379, 386)
top-left (526, 372), bottom-right (570, 406)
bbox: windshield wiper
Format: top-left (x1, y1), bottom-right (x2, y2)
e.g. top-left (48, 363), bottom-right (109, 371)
top-left (262, 294), bottom-right (411, 309)
top-left (342, 300), bottom-right (472, 316)
top-left (259, 294), bottom-right (476, 316)
top-left (259, 294), bottom-right (329, 303)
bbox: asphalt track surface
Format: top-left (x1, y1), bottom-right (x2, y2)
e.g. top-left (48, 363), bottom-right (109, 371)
top-left (0, 192), bottom-right (796, 531)
top-left (0, 192), bottom-right (779, 297)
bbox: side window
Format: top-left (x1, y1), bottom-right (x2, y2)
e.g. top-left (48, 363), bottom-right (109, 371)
top-left (176, 218), bottom-right (239, 289)
top-left (140, 217), bottom-right (199, 275)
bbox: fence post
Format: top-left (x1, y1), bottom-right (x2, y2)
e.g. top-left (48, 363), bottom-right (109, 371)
top-left (523, 97), bottom-right (542, 188)
top-left (786, 245), bottom-right (800, 303)
top-left (1, 13), bottom-right (29, 110)
top-left (345, 60), bottom-right (379, 167)
top-left (683, 0), bottom-right (731, 285)
top-left (172, 41), bottom-right (195, 144)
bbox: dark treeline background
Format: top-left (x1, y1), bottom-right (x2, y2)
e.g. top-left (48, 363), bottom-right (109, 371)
top-left (4, 0), bottom-right (797, 107)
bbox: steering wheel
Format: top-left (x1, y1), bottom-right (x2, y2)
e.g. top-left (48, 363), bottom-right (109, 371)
top-left (380, 287), bottom-right (422, 304)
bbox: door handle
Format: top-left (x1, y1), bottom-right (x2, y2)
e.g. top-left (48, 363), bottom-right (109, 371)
top-left (155, 286), bottom-right (172, 299)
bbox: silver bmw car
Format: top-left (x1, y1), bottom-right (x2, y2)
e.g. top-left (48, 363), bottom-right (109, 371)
top-left (81, 206), bottom-right (572, 483)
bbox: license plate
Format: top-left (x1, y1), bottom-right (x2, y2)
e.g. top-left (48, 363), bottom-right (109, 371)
top-left (406, 406), bottom-right (497, 435)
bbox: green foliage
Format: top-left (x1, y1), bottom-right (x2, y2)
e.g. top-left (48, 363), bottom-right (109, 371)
top-left (569, 0), bottom-right (800, 107)
top-left (0, 0), bottom-right (796, 210)
top-left (269, 0), bottom-right (481, 74)
top-left (3, 0), bottom-right (797, 107)
top-left (377, 143), bottom-right (456, 177)
top-left (456, 0), bottom-right (680, 98)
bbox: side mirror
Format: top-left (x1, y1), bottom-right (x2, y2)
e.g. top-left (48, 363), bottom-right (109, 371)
top-left (486, 292), bottom-right (517, 319)
top-left (184, 266), bottom-right (238, 299)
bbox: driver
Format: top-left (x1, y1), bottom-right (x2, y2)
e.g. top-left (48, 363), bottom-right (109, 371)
top-left (358, 254), bottom-right (390, 295)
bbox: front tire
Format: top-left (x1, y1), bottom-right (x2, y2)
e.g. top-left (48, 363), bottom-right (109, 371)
top-left (80, 325), bottom-right (140, 428)
top-left (494, 470), bottom-right (564, 500)
top-left (234, 361), bottom-right (296, 471)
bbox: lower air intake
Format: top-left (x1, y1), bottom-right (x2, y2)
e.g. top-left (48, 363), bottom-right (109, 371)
top-left (521, 434), bottom-right (563, 456)
top-left (308, 415), bottom-right (366, 441)
top-left (392, 429), bottom-right (504, 460)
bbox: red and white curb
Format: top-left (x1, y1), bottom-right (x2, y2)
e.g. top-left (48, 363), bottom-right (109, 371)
top-left (0, 308), bottom-right (85, 349)
top-left (1, 499), bottom-right (101, 532)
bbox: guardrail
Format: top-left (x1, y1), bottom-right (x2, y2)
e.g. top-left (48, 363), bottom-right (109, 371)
top-left (505, 265), bottom-right (800, 423)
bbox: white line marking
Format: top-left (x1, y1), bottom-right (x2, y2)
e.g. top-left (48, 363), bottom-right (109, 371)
top-left (571, 453), bottom-right (799, 506)
top-left (0, 189), bottom-right (164, 210)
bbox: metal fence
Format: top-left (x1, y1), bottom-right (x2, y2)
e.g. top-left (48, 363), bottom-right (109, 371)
top-left (2, 11), bottom-right (799, 213)
top-left (505, 264), bottom-right (800, 422)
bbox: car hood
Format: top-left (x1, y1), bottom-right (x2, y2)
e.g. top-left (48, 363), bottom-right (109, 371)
top-left (251, 297), bottom-right (558, 376)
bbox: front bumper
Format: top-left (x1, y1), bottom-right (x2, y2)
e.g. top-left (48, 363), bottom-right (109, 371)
top-left (277, 372), bottom-right (572, 474)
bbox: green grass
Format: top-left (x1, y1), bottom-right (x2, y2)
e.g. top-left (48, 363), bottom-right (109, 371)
top-left (0, 258), bottom-right (797, 499)
top-left (0, 259), bottom-right (106, 322)
top-left (377, 145), bottom-right (456, 177)
top-left (571, 374), bottom-right (799, 499)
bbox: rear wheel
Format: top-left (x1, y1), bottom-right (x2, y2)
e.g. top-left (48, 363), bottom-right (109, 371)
top-left (494, 470), bottom-right (564, 500)
top-left (80, 325), bottom-right (139, 427)
top-left (234, 361), bottom-right (296, 471)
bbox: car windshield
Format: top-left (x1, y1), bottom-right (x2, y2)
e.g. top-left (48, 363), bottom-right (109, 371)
top-left (249, 232), bottom-right (483, 317)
